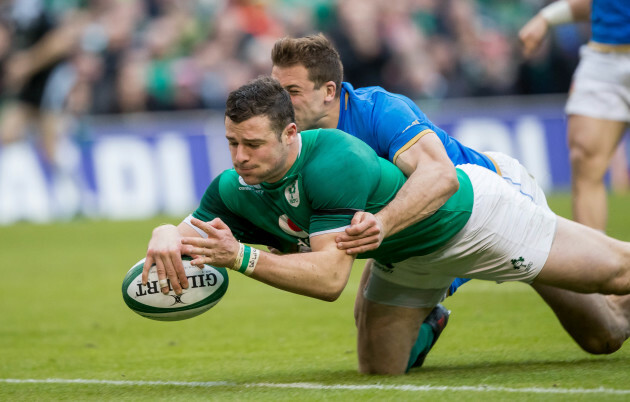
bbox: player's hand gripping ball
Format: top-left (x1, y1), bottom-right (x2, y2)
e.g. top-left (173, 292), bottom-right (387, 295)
top-left (122, 256), bottom-right (229, 321)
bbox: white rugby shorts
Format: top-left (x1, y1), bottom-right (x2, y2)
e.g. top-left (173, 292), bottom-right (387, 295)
top-left (364, 164), bottom-right (557, 308)
top-left (484, 151), bottom-right (549, 210)
top-left (565, 45), bottom-right (630, 122)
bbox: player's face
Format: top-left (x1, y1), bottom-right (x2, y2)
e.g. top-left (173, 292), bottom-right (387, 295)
top-left (225, 115), bottom-right (293, 185)
top-left (271, 64), bottom-right (330, 130)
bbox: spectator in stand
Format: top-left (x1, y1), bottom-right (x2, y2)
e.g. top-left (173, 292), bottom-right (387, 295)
top-left (0, 0), bottom-right (593, 116)
top-left (0, 2), bottom-right (90, 173)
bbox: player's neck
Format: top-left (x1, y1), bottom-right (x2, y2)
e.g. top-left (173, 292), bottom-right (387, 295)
top-left (286, 140), bottom-right (300, 171)
top-left (266, 136), bottom-right (301, 184)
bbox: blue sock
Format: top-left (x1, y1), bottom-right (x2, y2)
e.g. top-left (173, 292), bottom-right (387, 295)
top-left (406, 323), bottom-right (434, 372)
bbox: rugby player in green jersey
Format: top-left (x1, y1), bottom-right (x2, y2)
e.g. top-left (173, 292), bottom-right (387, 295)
top-left (143, 76), bottom-right (630, 375)
top-left (270, 34), bottom-right (630, 361)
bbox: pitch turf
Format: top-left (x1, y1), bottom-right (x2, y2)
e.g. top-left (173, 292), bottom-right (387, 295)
top-left (1, 192), bottom-right (630, 401)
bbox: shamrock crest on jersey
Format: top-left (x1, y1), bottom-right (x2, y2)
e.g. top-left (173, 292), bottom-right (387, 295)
top-left (285, 179), bottom-right (300, 207)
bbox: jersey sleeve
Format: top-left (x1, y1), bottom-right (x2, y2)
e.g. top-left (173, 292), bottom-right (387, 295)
top-left (192, 173), bottom-right (293, 251)
top-left (303, 134), bottom-right (381, 237)
top-left (372, 94), bottom-right (435, 164)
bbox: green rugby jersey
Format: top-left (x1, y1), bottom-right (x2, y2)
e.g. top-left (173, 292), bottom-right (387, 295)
top-left (193, 129), bottom-right (473, 264)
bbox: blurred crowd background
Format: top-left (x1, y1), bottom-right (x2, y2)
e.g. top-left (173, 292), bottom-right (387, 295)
top-left (0, 0), bottom-right (606, 225)
top-left (0, 0), bottom-right (588, 117)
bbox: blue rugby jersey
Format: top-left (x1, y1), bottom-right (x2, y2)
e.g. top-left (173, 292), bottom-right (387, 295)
top-left (337, 82), bottom-right (497, 171)
top-left (591, 0), bottom-right (630, 45)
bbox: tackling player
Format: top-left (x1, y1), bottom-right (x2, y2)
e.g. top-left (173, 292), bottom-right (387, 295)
top-left (270, 34), bottom-right (551, 370)
top-left (269, 34), bottom-right (630, 362)
top-left (144, 76), bottom-right (630, 375)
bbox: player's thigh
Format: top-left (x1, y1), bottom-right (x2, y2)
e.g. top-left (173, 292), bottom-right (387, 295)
top-left (568, 115), bottom-right (627, 175)
top-left (358, 270), bottom-right (441, 374)
top-left (534, 216), bottom-right (630, 294)
top-left (356, 297), bottom-right (431, 375)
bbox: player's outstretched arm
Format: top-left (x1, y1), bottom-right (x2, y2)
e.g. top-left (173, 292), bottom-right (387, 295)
top-left (337, 133), bottom-right (458, 254)
top-left (182, 218), bottom-right (356, 301)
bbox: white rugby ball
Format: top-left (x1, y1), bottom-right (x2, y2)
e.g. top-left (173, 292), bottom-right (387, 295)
top-left (122, 256), bottom-right (229, 321)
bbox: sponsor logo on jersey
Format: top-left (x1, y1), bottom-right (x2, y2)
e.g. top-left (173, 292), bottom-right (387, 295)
top-left (278, 214), bottom-right (308, 238)
top-left (401, 119), bottom-right (420, 134)
top-left (285, 180), bottom-right (300, 207)
top-left (278, 214), bottom-right (310, 248)
top-left (238, 176), bottom-right (263, 193)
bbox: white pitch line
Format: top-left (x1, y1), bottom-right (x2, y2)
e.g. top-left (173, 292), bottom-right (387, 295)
top-left (1, 378), bottom-right (630, 395)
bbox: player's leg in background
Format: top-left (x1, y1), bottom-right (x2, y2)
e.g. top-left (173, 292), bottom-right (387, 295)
top-left (568, 114), bottom-right (627, 230)
top-left (610, 138), bottom-right (630, 193)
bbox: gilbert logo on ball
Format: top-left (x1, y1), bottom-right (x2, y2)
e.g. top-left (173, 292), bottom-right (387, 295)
top-left (122, 256), bottom-right (229, 321)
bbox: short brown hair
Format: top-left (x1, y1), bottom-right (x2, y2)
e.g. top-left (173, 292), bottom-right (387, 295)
top-left (271, 34), bottom-right (343, 98)
top-left (225, 76), bottom-right (295, 139)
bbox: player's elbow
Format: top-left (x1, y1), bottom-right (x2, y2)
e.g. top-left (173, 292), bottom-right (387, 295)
top-left (311, 287), bottom-right (342, 302)
top-left (316, 274), bottom-right (348, 302)
top-left (319, 291), bottom-right (341, 302)
top-left (319, 282), bottom-right (345, 302)
top-left (442, 166), bottom-right (459, 197)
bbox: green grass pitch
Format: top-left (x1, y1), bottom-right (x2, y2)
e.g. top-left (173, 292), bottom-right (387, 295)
top-left (1, 193), bottom-right (630, 401)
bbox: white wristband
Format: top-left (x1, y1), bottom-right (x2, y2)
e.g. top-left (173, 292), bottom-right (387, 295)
top-left (243, 248), bottom-right (259, 276)
top-left (230, 243), bottom-right (259, 276)
top-left (540, 1), bottom-right (573, 26)
top-left (231, 243), bottom-right (245, 270)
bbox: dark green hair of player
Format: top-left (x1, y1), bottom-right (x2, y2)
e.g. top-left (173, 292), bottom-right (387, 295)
top-left (225, 76), bottom-right (296, 140)
top-left (271, 33), bottom-right (343, 98)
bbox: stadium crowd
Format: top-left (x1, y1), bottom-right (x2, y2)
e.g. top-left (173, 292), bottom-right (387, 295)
top-left (0, 0), bottom-right (588, 117)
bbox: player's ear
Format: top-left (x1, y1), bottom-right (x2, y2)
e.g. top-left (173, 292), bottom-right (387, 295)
top-left (324, 81), bottom-right (336, 101)
top-left (284, 122), bottom-right (298, 142)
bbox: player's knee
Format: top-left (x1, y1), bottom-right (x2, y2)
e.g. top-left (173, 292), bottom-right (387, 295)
top-left (568, 143), bottom-right (606, 180)
top-left (599, 261), bottom-right (630, 295)
top-left (578, 334), bottom-right (624, 355)
top-left (606, 276), bottom-right (630, 296)
top-left (358, 359), bottom-right (407, 375)
top-left (357, 327), bottom-right (408, 375)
